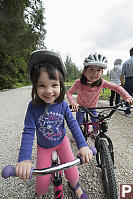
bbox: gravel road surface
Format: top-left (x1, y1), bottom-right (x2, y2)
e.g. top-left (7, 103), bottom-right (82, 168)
top-left (0, 86), bottom-right (133, 199)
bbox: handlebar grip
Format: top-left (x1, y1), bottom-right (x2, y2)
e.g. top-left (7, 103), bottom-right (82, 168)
top-left (89, 146), bottom-right (97, 156)
top-left (77, 146), bottom-right (97, 164)
top-left (1, 165), bottom-right (16, 179)
top-left (1, 165), bottom-right (34, 179)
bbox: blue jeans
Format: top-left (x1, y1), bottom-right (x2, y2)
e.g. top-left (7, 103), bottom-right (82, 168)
top-left (76, 109), bottom-right (98, 133)
top-left (124, 78), bottom-right (133, 115)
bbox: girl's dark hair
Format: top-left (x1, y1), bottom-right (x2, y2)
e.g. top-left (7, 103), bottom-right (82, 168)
top-left (30, 63), bottom-right (66, 105)
top-left (80, 73), bottom-right (102, 87)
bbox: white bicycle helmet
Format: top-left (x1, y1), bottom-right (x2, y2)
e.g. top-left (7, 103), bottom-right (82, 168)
top-left (28, 49), bottom-right (66, 80)
top-left (83, 52), bottom-right (108, 69)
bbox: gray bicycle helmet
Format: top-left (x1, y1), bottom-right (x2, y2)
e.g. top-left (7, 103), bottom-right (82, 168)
top-left (83, 52), bottom-right (108, 69)
top-left (28, 49), bottom-right (66, 80)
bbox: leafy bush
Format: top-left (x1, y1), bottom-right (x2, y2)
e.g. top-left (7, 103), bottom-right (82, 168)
top-left (100, 88), bottom-right (111, 100)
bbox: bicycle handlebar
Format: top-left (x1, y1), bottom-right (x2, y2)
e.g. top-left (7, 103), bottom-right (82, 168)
top-left (69, 101), bottom-right (131, 120)
top-left (1, 146), bottom-right (97, 179)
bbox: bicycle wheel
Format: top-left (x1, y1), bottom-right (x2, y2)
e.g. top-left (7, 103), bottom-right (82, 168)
top-left (98, 139), bottom-right (118, 199)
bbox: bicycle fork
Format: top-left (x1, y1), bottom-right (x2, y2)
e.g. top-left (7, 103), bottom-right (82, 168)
top-left (95, 121), bottom-right (115, 167)
top-left (52, 151), bottom-right (63, 199)
top-left (95, 134), bottom-right (115, 168)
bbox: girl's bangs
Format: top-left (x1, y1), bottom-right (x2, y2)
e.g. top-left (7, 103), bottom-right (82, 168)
top-left (48, 68), bottom-right (59, 80)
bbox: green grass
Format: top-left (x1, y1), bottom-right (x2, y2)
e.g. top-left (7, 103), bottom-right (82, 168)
top-left (99, 88), bottom-right (111, 100)
top-left (12, 82), bottom-right (31, 89)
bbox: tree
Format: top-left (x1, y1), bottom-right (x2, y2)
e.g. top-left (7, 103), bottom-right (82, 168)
top-left (0, 0), bottom-right (46, 89)
top-left (64, 56), bottom-right (81, 82)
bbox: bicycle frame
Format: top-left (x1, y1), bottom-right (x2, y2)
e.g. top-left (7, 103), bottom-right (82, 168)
top-left (82, 120), bottom-right (100, 138)
top-left (81, 111), bottom-right (114, 166)
top-left (51, 151), bottom-right (63, 199)
top-left (79, 105), bottom-right (120, 165)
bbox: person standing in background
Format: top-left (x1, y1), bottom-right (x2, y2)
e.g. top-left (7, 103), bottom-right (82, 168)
top-left (120, 47), bottom-right (133, 116)
top-left (109, 59), bottom-right (122, 106)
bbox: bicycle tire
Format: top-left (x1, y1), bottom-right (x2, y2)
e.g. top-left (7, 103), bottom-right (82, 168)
top-left (98, 139), bottom-right (118, 199)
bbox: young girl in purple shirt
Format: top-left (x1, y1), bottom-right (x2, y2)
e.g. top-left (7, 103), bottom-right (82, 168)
top-left (16, 50), bottom-right (93, 199)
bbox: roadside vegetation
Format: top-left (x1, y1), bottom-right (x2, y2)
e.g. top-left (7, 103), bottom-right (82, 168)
top-left (0, 0), bottom-right (111, 100)
top-left (0, 0), bottom-right (46, 90)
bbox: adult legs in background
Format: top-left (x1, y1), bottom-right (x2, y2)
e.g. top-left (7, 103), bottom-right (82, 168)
top-left (110, 90), bottom-right (115, 106)
top-left (124, 78), bottom-right (133, 115)
top-left (115, 92), bottom-right (120, 105)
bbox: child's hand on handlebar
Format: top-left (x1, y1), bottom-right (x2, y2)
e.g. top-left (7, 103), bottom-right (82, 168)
top-left (126, 97), bottom-right (133, 105)
top-left (15, 160), bottom-right (34, 180)
top-left (71, 102), bottom-right (79, 112)
top-left (77, 146), bottom-right (93, 163)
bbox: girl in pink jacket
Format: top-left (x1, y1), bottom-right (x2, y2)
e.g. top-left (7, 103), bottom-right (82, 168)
top-left (67, 52), bottom-right (133, 135)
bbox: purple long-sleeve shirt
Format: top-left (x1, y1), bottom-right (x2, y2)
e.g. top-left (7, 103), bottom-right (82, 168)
top-left (18, 100), bottom-right (88, 162)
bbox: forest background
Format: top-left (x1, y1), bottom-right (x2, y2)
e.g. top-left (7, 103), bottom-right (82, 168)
top-left (0, 0), bottom-right (110, 99)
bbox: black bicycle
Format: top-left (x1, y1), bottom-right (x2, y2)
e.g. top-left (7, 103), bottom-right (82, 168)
top-left (70, 101), bottom-right (133, 199)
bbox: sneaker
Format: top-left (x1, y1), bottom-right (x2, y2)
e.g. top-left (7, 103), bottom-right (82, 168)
top-left (68, 182), bottom-right (90, 199)
top-left (125, 113), bottom-right (132, 118)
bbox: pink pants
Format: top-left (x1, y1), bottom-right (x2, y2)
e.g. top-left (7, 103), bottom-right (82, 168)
top-left (36, 136), bottom-right (79, 195)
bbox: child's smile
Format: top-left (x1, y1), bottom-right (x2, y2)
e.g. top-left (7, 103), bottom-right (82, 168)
top-left (84, 65), bottom-right (103, 83)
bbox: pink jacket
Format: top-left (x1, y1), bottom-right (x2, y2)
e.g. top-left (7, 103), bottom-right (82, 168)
top-left (66, 78), bottom-right (131, 107)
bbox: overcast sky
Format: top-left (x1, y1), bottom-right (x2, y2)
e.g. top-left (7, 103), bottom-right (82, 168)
top-left (43, 0), bottom-right (133, 72)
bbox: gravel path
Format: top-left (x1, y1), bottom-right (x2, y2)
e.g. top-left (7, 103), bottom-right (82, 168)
top-left (0, 86), bottom-right (133, 199)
